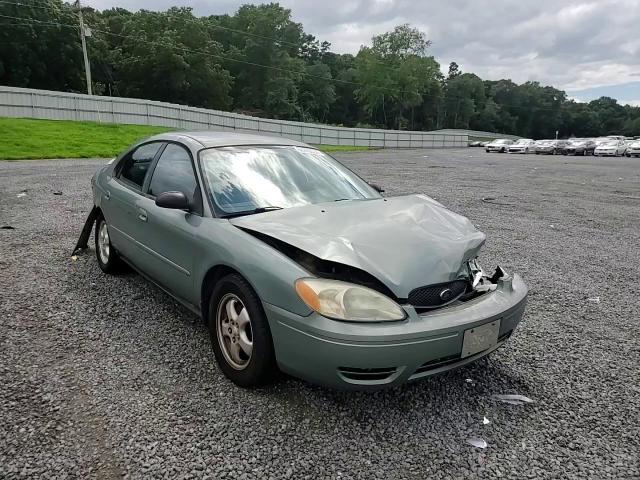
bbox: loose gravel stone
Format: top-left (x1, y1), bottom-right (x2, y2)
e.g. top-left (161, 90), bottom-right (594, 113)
top-left (0, 150), bottom-right (638, 479)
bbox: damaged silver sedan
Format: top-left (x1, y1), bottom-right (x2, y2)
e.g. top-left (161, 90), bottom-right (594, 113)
top-left (76, 132), bottom-right (528, 390)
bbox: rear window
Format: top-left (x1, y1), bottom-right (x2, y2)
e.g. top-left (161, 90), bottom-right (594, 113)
top-left (119, 142), bottom-right (163, 188)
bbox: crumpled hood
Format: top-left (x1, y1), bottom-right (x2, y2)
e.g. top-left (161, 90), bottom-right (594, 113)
top-left (230, 194), bottom-right (486, 297)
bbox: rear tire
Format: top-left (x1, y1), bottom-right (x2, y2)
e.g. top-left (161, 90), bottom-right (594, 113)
top-left (208, 274), bottom-right (277, 387)
top-left (95, 214), bottom-right (124, 274)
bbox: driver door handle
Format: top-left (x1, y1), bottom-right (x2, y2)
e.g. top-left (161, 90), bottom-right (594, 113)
top-left (138, 208), bottom-right (148, 222)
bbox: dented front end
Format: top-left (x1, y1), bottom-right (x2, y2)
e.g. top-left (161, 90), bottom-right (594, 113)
top-left (231, 194), bottom-right (488, 301)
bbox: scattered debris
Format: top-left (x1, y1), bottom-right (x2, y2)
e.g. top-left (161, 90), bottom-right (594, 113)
top-left (71, 255), bottom-right (78, 262)
top-left (492, 394), bottom-right (534, 405)
top-left (1, 225), bottom-right (15, 230)
top-left (549, 224), bottom-right (555, 228)
top-left (588, 297), bottom-right (601, 304)
top-left (53, 191), bottom-right (63, 195)
top-left (481, 196), bottom-right (514, 206)
top-left (483, 416), bottom-right (490, 425)
top-left (467, 438), bottom-right (488, 449)
top-left (17, 192), bottom-right (27, 198)
top-left (465, 378), bottom-right (474, 383)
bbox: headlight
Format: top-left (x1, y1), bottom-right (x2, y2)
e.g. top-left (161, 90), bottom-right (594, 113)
top-left (295, 278), bottom-right (406, 322)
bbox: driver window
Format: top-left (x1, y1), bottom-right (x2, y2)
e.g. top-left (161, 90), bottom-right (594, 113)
top-left (148, 144), bottom-right (198, 206)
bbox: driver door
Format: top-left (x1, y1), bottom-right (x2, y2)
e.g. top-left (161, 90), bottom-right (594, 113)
top-left (135, 143), bottom-right (204, 305)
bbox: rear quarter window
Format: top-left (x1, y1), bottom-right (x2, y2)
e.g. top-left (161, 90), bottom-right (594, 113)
top-left (118, 142), bottom-right (163, 189)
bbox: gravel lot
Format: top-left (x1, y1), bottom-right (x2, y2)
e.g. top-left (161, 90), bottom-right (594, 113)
top-left (1, 149), bottom-right (639, 479)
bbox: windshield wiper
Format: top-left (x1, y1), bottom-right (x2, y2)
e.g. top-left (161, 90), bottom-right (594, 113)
top-left (221, 206), bottom-right (283, 218)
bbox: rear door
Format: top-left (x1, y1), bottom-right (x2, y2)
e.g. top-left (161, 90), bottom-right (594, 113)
top-left (135, 143), bottom-right (203, 304)
top-left (102, 142), bottom-right (165, 261)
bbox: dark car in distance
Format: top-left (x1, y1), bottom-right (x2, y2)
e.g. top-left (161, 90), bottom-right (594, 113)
top-left (562, 139), bottom-right (596, 156)
top-left (535, 140), bottom-right (569, 155)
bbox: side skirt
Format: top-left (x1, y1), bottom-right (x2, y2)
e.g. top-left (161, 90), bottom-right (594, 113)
top-left (118, 255), bottom-right (203, 320)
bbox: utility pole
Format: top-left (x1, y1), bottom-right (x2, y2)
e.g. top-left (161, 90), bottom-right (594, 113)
top-left (76, 0), bottom-right (92, 95)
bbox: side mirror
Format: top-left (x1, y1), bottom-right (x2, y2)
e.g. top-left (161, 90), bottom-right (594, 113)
top-left (155, 191), bottom-right (190, 210)
top-left (369, 182), bottom-right (385, 193)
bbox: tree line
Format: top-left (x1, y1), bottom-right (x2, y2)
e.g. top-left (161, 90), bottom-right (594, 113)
top-left (1, 1), bottom-right (639, 138)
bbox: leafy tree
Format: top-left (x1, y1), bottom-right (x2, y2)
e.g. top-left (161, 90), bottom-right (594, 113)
top-left (0, 1), bottom-right (84, 91)
top-left (355, 25), bottom-right (442, 129)
top-left (447, 62), bottom-right (461, 80)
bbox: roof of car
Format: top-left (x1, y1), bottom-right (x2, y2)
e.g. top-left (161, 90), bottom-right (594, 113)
top-left (146, 131), bottom-right (313, 149)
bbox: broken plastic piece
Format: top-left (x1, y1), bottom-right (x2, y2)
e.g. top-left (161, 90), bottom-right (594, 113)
top-left (467, 438), bottom-right (487, 449)
top-left (53, 191), bottom-right (63, 195)
top-left (72, 206), bottom-right (99, 256)
top-left (17, 192), bottom-right (26, 198)
top-left (465, 378), bottom-right (473, 383)
top-left (492, 394), bottom-right (534, 405)
top-left (587, 297), bottom-right (600, 303)
top-left (483, 416), bottom-right (490, 425)
top-left (1, 225), bottom-right (15, 230)
top-left (71, 255), bottom-right (78, 261)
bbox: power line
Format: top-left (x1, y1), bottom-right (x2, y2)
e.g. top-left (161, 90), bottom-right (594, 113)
top-left (3, 0), bottom-right (426, 80)
top-left (0, 13), bottom-right (77, 27)
top-left (0, 0), bottom-right (51, 9)
top-left (0, 12), bottom-right (389, 91)
top-left (0, 12), bottom-right (604, 114)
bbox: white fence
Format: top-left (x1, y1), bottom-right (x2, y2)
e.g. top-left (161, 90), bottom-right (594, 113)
top-left (431, 128), bottom-right (520, 140)
top-left (0, 86), bottom-right (468, 149)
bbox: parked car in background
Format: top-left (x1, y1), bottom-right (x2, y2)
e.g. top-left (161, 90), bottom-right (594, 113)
top-left (625, 140), bottom-right (640, 157)
top-left (75, 131), bottom-right (528, 390)
top-left (468, 140), bottom-right (484, 147)
top-left (507, 139), bottom-right (536, 153)
top-left (562, 139), bottom-right (596, 156)
top-left (485, 139), bottom-right (514, 153)
top-left (594, 140), bottom-right (627, 157)
top-left (535, 140), bottom-right (568, 155)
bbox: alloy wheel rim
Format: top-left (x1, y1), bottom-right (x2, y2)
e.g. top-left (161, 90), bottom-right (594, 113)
top-left (98, 222), bottom-right (110, 264)
top-left (216, 293), bottom-right (253, 370)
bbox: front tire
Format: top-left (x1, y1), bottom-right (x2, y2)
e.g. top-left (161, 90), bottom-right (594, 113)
top-left (208, 274), bottom-right (277, 387)
top-left (95, 214), bottom-right (123, 274)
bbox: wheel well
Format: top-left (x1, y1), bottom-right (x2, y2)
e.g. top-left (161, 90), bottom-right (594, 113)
top-left (200, 265), bottom-right (241, 324)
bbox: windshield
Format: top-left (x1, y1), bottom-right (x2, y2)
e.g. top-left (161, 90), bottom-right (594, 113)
top-left (493, 139), bottom-right (509, 144)
top-left (601, 141), bottom-right (617, 146)
top-left (199, 146), bottom-right (380, 215)
top-left (514, 140), bottom-right (528, 145)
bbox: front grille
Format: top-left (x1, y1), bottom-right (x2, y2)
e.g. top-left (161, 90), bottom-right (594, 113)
top-left (337, 366), bottom-right (397, 382)
top-left (408, 280), bottom-right (469, 310)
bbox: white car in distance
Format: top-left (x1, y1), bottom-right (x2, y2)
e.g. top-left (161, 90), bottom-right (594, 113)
top-left (508, 139), bottom-right (536, 154)
top-left (485, 139), bottom-right (515, 153)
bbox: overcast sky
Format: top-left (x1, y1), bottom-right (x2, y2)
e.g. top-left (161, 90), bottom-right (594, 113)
top-left (86, 0), bottom-right (640, 106)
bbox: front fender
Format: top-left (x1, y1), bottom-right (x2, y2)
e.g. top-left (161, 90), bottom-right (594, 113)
top-left (194, 219), bottom-right (313, 317)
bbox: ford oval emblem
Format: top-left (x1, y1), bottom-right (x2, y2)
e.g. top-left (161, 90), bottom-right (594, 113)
top-left (439, 288), bottom-right (453, 301)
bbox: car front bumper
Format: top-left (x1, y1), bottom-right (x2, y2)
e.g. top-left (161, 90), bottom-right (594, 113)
top-left (265, 272), bottom-right (528, 390)
top-left (595, 151), bottom-right (617, 156)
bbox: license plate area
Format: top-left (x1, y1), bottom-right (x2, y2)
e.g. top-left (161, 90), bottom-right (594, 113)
top-left (461, 320), bottom-right (501, 358)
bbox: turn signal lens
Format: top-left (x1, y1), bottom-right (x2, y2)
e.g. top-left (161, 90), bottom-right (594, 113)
top-left (294, 278), bottom-right (406, 322)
